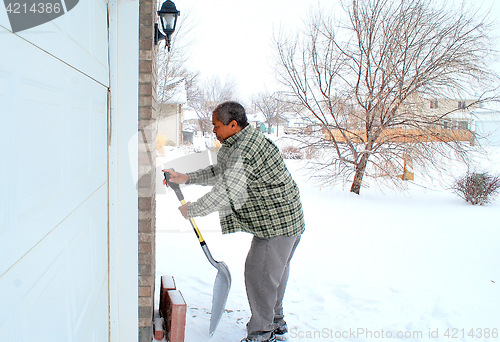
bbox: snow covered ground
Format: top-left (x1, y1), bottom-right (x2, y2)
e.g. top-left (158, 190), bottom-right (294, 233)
top-left (155, 143), bottom-right (500, 342)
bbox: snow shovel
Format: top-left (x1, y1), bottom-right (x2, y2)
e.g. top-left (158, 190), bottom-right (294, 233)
top-left (163, 171), bottom-right (231, 337)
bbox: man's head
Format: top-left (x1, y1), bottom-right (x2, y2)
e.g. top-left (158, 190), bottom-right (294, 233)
top-left (212, 101), bottom-right (249, 142)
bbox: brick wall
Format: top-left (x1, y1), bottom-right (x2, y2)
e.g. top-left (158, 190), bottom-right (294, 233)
top-left (138, 0), bottom-right (158, 341)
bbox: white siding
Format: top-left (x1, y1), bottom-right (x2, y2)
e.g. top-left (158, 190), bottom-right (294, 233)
top-left (158, 113), bottom-right (180, 145)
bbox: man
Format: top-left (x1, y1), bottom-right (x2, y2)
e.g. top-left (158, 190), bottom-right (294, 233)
top-left (165, 101), bottom-right (305, 342)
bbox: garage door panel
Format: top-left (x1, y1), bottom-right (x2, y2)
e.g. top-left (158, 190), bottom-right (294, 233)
top-left (0, 0), bottom-right (108, 87)
top-left (79, 278), bottom-right (109, 342)
top-left (0, 72), bottom-right (11, 238)
top-left (66, 198), bottom-right (108, 341)
top-left (0, 3), bottom-right (9, 29)
top-left (0, 315), bottom-right (15, 342)
top-left (20, 259), bottom-right (72, 341)
top-left (0, 186), bottom-right (108, 342)
top-left (0, 7), bottom-right (110, 338)
top-left (0, 31), bottom-right (108, 275)
top-left (0, 0), bottom-right (122, 339)
top-left (17, 79), bottom-right (65, 200)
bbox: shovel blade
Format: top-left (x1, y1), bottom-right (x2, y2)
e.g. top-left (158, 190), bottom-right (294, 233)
top-left (209, 261), bottom-right (232, 337)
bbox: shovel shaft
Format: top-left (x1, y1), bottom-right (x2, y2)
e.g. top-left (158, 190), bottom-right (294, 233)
top-left (163, 171), bottom-right (206, 245)
top-left (180, 199), bottom-right (206, 246)
top-left (163, 170), bottom-right (230, 337)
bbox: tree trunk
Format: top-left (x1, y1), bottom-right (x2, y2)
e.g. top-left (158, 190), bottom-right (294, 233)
top-left (350, 152), bottom-right (370, 194)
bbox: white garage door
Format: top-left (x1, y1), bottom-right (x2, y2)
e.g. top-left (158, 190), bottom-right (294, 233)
top-left (0, 1), bottom-right (110, 341)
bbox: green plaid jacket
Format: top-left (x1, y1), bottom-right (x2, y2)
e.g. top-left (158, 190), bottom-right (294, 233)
top-left (186, 125), bottom-right (305, 238)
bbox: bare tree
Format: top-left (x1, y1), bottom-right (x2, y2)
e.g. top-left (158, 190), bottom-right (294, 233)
top-left (275, 0), bottom-right (499, 194)
top-left (157, 9), bottom-right (198, 104)
top-left (190, 76), bottom-right (239, 133)
top-left (251, 91), bottom-right (282, 134)
top-left (252, 91), bottom-right (298, 135)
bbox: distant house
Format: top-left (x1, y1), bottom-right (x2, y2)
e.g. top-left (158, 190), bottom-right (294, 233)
top-left (158, 102), bottom-right (183, 146)
top-left (423, 97), bottom-right (480, 130)
top-left (158, 78), bottom-right (187, 146)
top-left (282, 111), bottom-right (320, 135)
top-left (182, 106), bottom-right (203, 133)
top-left (284, 115), bottom-right (310, 134)
top-left (247, 112), bottom-right (267, 130)
top-left (424, 98), bottom-right (500, 146)
top-left (321, 96), bottom-right (499, 146)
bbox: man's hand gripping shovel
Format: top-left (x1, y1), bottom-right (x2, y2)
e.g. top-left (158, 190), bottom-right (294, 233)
top-left (163, 171), bottom-right (231, 337)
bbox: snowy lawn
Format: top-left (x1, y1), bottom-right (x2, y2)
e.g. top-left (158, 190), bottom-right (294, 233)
top-left (155, 146), bottom-right (500, 342)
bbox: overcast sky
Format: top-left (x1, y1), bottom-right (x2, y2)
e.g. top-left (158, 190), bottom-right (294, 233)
top-left (171, 0), bottom-right (500, 103)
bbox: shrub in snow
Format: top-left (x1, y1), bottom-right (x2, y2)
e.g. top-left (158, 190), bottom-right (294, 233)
top-left (304, 145), bottom-right (320, 160)
top-left (281, 145), bottom-right (303, 160)
top-left (452, 172), bottom-right (500, 205)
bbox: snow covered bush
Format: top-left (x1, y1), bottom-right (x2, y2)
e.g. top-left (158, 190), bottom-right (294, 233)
top-left (304, 145), bottom-right (320, 160)
top-left (452, 172), bottom-right (500, 205)
top-left (281, 145), bottom-right (303, 160)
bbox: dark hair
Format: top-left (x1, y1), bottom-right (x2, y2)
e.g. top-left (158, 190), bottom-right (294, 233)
top-left (213, 101), bottom-right (248, 128)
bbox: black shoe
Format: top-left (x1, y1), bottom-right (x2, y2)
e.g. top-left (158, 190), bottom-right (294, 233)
top-left (274, 324), bottom-right (289, 341)
top-left (240, 332), bottom-right (277, 342)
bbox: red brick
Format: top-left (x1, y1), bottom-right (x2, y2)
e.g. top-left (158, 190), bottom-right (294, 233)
top-left (165, 290), bottom-right (187, 342)
top-left (159, 275), bottom-right (176, 318)
top-left (139, 219), bottom-right (152, 233)
top-left (139, 276), bottom-right (154, 287)
top-left (154, 316), bottom-right (165, 340)
top-left (139, 242), bottom-right (153, 254)
top-left (139, 286), bottom-right (152, 297)
top-left (139, 197), bottom-right (153, 211)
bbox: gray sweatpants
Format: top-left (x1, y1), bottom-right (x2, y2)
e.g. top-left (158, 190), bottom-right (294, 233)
top-left (244, 235), bottom-right (301, 339)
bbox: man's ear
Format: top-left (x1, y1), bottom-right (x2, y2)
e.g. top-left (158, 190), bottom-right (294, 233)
top-left (230, 120), bottom-right (238, 128)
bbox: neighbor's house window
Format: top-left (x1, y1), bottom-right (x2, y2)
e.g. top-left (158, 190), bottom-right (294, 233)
top-left (430, 100), bottom-right (439, 109)
top-left (458, 121), bottom-right (469, 130)
top-left (458, 101), bottom-right (467, 109)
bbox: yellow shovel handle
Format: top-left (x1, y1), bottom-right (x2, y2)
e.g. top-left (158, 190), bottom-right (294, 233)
top-left (180, 199), bottom-right (205, 245)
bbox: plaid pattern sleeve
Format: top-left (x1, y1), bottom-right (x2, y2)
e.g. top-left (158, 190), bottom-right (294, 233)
top-left (186, 151), bottom-right (248, 217)
top-left (186, 164), bottom-right (221, 186)
top-left (186, 125), bottom-right (305, 238)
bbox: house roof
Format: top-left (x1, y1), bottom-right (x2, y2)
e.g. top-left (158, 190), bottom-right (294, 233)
top-left (247, 112), bottom-right (266, 122)
top-left (182, 108), bottom-right (198, 120)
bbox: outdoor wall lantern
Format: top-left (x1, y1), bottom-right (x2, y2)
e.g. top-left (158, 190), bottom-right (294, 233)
top-left (154, 0), bottom-right (180, 50)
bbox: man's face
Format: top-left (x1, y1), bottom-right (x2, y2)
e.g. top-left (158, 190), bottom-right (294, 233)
top-left (212, 113), bottom-right (238, 142)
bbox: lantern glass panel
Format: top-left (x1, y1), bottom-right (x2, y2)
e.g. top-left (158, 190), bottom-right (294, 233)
top-left (161, 13), bottom-right (176, 31)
